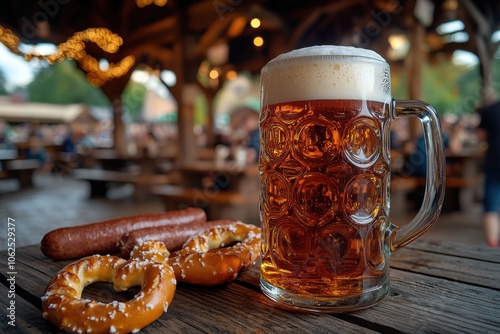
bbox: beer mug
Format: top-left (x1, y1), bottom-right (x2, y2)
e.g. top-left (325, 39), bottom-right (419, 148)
top-left (259, 45), bottom-right (445, 312)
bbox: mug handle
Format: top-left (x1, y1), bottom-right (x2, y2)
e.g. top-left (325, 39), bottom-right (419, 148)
top-left (390, 100), bottom-right (446, 251)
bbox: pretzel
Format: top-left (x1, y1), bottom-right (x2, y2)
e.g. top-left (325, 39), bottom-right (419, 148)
top-left (41, 241), bottom-right (176, 334)
top-left (168, 222), bottom-right (261, 286)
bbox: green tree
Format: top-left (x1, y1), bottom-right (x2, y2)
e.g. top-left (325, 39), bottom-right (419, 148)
top-left (0, 68), bottom-right (8, 95)
top-left (27, 60), bottom-right (110, 106)
top-left (390, 56), bottom-right (494, 116)
top-left (121, 79), bottom-right (147, 121)
top-left (422, 58), bottom-right (475, 116)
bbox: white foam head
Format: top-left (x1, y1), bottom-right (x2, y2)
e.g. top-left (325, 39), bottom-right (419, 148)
top-left (261, 45), bottom-right (391, 105)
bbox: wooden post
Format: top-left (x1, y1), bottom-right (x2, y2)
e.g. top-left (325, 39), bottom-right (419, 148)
top-left (405, 17), bottom-right (426, 139)
top-left (111, 98), bottom-right (127, 155)
top-left (205, 91), bottom-right (215, 148)
top-left (100, 73), bottom-right (132, 156)
top-left (170, 31), bottom-right (200, 164)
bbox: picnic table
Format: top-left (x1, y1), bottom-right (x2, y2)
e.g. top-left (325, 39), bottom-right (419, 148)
top-left (0, 149), bottom-right (40, 188)
top-left (1, 238), bottom-right (499, 333)
top-left (153, 160), bottom-right (259, 223)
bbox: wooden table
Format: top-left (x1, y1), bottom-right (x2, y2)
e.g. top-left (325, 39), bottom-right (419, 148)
top-left (92, 148), bottom-right (176, 174)
top-left (0, 149), bottom-right (18, 161)
top-left (445, 148), bottom-right (485, 211)
top-left (1, 239), bottom-right (499, 333)
top-left (0, 149), bottom-right (17, 178)
top-left (0, 149), bottom-right (41, 187)
top-left (171, 161), bottom-right (259, 223)
top-left (180, 160), bottom-right (259, 191)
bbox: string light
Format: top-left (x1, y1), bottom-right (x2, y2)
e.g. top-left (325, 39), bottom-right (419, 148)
top-left (209, 69), bottom-right (219, 79)
top-left (253, 36), bottom-right (264, 47)
top-left (136, 0), bottom-right (168, 8)
top-left (226, 70), bottom-right (237, 80)
top-left (0, 26), bottom-right (135, 86)
top-left (250, 18), bottom-right (261, 29)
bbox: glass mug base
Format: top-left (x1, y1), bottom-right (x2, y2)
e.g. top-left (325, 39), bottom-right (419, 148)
top-left (260, 278), bottom-right (389, 313)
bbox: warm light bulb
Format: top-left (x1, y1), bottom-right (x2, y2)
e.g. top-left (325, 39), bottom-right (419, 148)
top-left (209, 69), bottom-right (219, 79)
top-left (250, 18), bottom-right (261, 29)
top-left (226, 70), bottom-right (237, 80)
top-left (388, 34), bottom-right (406, 50)
top-left (253, 36), bottom-right (264, 47)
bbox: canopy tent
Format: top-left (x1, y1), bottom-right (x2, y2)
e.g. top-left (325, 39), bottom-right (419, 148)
top-left (0, 98), bottom-right (87, 123)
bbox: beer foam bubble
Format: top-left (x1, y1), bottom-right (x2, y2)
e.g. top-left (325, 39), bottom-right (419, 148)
top-left (261, 45), bottom-right (391, 105)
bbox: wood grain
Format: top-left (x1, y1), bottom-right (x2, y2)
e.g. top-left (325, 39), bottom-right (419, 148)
top-left (1, 240), bottom-right (499, 333)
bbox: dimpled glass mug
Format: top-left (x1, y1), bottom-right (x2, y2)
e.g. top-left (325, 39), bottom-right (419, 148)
top-left (258, 45), bottom-right (446, 312)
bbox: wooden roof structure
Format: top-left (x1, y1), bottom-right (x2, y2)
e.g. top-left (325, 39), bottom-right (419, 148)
top-left (0, 0), bottom-right (499, 159)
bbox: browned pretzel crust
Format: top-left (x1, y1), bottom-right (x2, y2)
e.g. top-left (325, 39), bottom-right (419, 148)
top-left (42, 241), bottom-right (176, 334)
top-left (168, 222), bottom-right (261, 286)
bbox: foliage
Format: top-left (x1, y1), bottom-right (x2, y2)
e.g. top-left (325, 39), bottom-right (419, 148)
top-left (121, 79), bottom-right (147, 121)
top-left (391, 56), bottom-right (500, 116)
top-left (0, 68), bottom-right (7, 95)
top-left (423, 58), bottom-right (479, 115)
top-left (25, 59), bottom-right (154, 121)
top-left (27, 60), bottom-right (110, 106)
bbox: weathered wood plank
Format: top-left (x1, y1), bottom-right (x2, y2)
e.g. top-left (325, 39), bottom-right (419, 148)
top-left (352, 269), bottom-right (500, 334)
top-left (407, 239), bottom-right (500, 263)
top-left (235, 264), bottom-right (500, 333)
top-left (390, 247), bottom-right (500, 289)
top-left (155, 282), bottom-right (380, 334)
top-left (0, 247), bottom-right (57, 303)
top-left (3, 243), bottom-right (500, 334)
top-left (0, 283), bottom-right (55, 333)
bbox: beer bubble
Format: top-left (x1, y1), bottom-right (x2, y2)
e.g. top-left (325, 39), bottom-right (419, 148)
top-left (261, 170), bottom-right (291, 218)
top-left (343, 117), bottom-right (380, 168)
top-left (261, 117), bottom-right (290, 162)
top-left (292, 116), bottom-right (340, 166)
top-left (279, 159), bottom-right (305, 180)
top-left (316, 222), bottom-right (361, 276)
top-left (293, 172), bottom-right (339, 225)
top-left (270, 218), bottom-right (311, 271)
top-left (344, 174), bottom-right (382, 224)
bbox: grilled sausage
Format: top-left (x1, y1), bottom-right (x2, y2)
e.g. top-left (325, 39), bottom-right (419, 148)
top-left (118, 219), bottom-right (239, 257)
top-left (41, 208), bottom-right (207, 260)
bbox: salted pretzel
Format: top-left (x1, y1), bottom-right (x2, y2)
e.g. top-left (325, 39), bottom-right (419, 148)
top-left (168, 222), bottom-right (261, 286)
top-left (41, 241), bottom-right (176, 334)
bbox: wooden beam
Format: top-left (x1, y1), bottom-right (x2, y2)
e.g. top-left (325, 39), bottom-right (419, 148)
top-left (289, 0), bottom-right (363, 48)
top-left (127, 16), bottom-right (178, 45)
top-left (193, 12), bottom-right (240, 59)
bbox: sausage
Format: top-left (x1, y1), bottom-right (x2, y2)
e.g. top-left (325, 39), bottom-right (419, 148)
top-left (41, 208), bottom-right (207, 260)
top-left (118, 219), bottom-right (239, 257)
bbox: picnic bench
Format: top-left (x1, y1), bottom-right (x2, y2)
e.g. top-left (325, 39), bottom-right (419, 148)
top-left (151, 184), bottom-right (251, 221)
top-left (391, 174), bottom-right (481, 214)
top-left (1, 159), bottom-right (41, 188)
top-left (1, 239), bottom-right (499, 333)
top-left (73, 168), bottom-right (171, 199)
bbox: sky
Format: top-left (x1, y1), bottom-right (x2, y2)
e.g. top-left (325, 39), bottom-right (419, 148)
top-left (0, 43), bottom-right (57, 91)
top-left (0, 44), bottom-right (35, 89)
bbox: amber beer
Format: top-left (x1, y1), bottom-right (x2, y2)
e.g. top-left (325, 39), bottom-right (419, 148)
top-left (259, 46), bottom-right (445, 312)
top-left (260, 98), bottom-right (389, 290)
